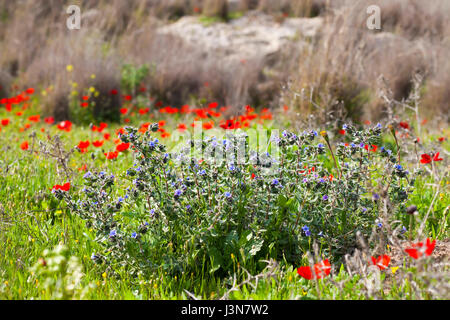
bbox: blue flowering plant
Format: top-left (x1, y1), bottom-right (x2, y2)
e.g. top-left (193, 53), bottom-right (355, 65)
top-left (57, 123), bottom-right (415, 277)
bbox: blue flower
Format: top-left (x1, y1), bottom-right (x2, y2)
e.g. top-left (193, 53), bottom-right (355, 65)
top-left (174, 189), bottom-right (182, 197)
top-left (272, 179), bottom-right (279, 186)
top-left (372, 193), bottom-right (380, 201)
top-left (224, 192), bottom-right (232, 199)
top-left (395, 164), bottom-right (402, 170)
top-left (302, 225), bottom-right (309, 232)
top-left (83, 171), bottom-right (92, 179)
top-left (342, 124), bottom-right (348, 130)
top-left (305, 230), bottom-right (311, 237)
top-left (377, 222), bottom-right (383, 228)
top-left (401, 226), bottom-right (407, 234)
top-left (117, 197), bottom-right (124, 203)
top-left (322, 195), bottom-right (329, 201)
top-left (362, 207), bottom-right (367, 212)
top-left (131, 232), bottom-right (138, 239)
top-left (318, 231), bottom-right (324, 237)
top-left (317, 143), bottom-right (325, 149)
top-left (109, 230), bottom-right (117, 238)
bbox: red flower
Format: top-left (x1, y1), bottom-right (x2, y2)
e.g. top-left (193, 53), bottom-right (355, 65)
top-left (399, 121), bottom-right (409, 130)
top-left (20, 141), bottom-right (29, 150)
top-left (420, 153), bottom-right (443, 164)
top-left (105, 151), bottom-right (119, 160)
top-left (57, 121), bottom-right (72, 132)
top-left (124, 95), bottom-right (132, 101)
top-left (433, 152), bottom-right (443, 162)
top-left (103, 133), bottom-right (111, 140)
top-left (208, 102), bottom-right (219, 109)
top-left (116, 142), bottom-right (130, 153)
top-left (44, 117), bottom-right (55, 125)
top-left (52, 182), bottom-right (71, 192)
top-left (158, 120), bottom-right (166, 127)
top-left (370, 255), bottom-right (390, 270)
top-left (25, 88), bottom-right (35, 95)
top-left (438, 137), bottom-right (445, 142)
top-left (364, 144), bottom-right (378, 152)
top-left (203, 122), bottom-right (214, 130)
top-left (82, 96), bottom-right (89, 101)
top-left (120, 108), bottom-right (128, 115)
top-left (339, 129), bottom-right (346, 135)
top-left (297, 259), bottom-right (331, 280)
top-left (1, 118), bottom-right (10, 126)
top-left (28, 115), bottom-right (40, 122)
top-left (420, 154), bottom-right (432, 164)
top-left (92, 140), bottom-right (104, 148)
top-left (81, 102), bottom-right (89, 108)
top-left (110, 89), bottom-right (118, 95)
top-left (77, 140), bottom-right (90, 149)
top-left (178, 123), bottom-right (187, 131)
top-left (405, 238), bottom-right (436, 259)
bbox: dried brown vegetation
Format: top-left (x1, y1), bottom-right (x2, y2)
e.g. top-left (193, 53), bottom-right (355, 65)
top-left (0, 0), bottom-right (449, 123)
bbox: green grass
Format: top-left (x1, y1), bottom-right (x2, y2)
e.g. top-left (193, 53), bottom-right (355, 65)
top-left (0, 100), bottom-right (448, 300)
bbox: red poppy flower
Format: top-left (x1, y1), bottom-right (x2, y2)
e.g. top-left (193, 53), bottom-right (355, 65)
top-left (297, 259), bottom-right (331, 280)
top-left (370, 255), bottom-right (390, 270)
top-left (120, 108), bottom-right (128, 115)
top-left (364, 144), bottom-right (378, 152)
top-left (433, 152), bottom-right (443, 162)
top-left (92, 140), bottom-right (104, 148)
top-left (399, 121), bottom-right (409, 130)
top-left (82, 96), bottom-right (89, 101)
top-left (57, 121), bottom-right (72, 132)
top-left (20, 141), bottom-right (29, 150)
top-left (283, 105), bottom-right (289, 112)
top-left (52, 182), bottom-right (71, 192)
top-left (178, 123), bottom-right (187, 131)
top-left (438, 137), bottom-right (445, 142)
top-left (110, 89), bottom-right (118, 95)
top-left (116, 142), bottom-right (130, 152)
top-left (420, 154), bottom-right (432, 164)
top-left (1, 118), bottom-right (10, 126)
top-left (209, 102), bottom-right (219, 109)
top-left (203, 122), bottom-right (214, 130)
top-left (124, 95), bottom-right (132, 101)
top-left (25, 88), bottom-right (35, 95)
top-left (103, 133), bottom-right (111, 140)
top-left (139, 108), bottom-right (150, 115)
top-left (105, 151), bottom-right (119, 159)
top-left (158, 120), bottom-right (166, 127)
top-left (44, 117), bottom-right (55, 125)
top-left (161, 132), bottom-right (171, 138)
top-left (78, 141), bottom-right (90, 149)
top-left (28, 115), bottom-right (40, 122)
top-left (339, 129), bottom-right (346, 135)
top-left (405, 238), bottom-right (436, 259)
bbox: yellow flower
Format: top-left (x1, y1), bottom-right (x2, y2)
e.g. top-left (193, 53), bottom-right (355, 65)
top-left (96, 280), bottom-right (100, 286)
top-left (230, 253), bottom-right (235, 260)
top-left (4, 281), bottom-right (8, 286)
top-left (391, 267), bottom-right (399, 275)
top-left (320, 131), bottom-right (327, 137)
top-left (288, 275), bottom-right (292, 282)
top-left (153, 283), bottom-right (158, 289)
top-left (66, 65), bottom-right (74, 72)
top-left (41, 91), bottom-right (47, 97)
top-left (102, 272), bottom-right (107, 279)
top-left (71, 91), bottom-right (78, 96)
top-left (90, 74), bottom-right (96, 79)
top-left (71, 82), bottom-right (78, 88)
top-left (89, 86), bottom-right (95, 93)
